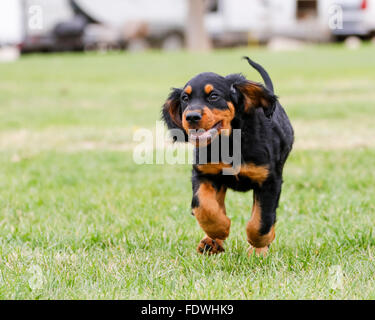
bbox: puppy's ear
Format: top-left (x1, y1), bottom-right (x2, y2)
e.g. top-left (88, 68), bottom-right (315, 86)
top-left (162, 88), bottom-right (183, 129)
top-left (161, 88), bottom-right (188, 142)
top-left (226, 74), bottom-right (277, 118)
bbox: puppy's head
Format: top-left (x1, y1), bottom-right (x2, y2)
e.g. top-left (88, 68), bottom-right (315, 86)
top-left (162, 72), bottom-right (276, 146)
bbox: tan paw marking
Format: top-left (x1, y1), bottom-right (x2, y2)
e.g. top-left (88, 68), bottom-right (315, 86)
top-left (248, 245), bottom-right (269, 257)
top-left (197, 236), bottom-right (225, 255)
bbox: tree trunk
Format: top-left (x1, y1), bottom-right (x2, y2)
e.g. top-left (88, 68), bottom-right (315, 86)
top-left (185, 0), bottom-right (211, 52)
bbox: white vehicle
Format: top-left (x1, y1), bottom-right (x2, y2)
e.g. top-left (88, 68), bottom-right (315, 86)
top-left (3, 0), bottom-right (375, 53)
top-left (206, 0), bottom-right (375, 41)
top-left (0, 0), bottom-right (23, 46)
top-left (329, 0), bottom-right (375, 38)
top-left (74, 0), bottom-right (375, 44)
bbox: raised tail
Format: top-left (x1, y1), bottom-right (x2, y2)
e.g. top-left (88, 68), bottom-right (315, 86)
top-left (243, 56), bottom-right (274, 93)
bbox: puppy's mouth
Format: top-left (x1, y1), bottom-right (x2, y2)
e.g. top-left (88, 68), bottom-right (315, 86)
top-left (188, 121), bottom-right (222, 145)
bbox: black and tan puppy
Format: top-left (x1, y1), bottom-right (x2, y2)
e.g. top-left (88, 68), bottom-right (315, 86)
top-left (162, 57), bottom-right (294, 256)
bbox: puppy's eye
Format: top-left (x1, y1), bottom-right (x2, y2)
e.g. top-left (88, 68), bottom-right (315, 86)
top-left (181, 94), bottom-right (189, 103)
top-left (208, 93), bottom-right (219, 101)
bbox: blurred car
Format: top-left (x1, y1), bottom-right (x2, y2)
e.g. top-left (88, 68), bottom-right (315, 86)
top-left (6, 0), bottom-right (375, 53)
top-left (21, 0), bottom-right (88, 52)
top-left (331, 0), bottom-right (375, 38)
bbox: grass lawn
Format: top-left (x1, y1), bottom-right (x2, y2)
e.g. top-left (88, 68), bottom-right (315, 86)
top-left (0, 44), bottom-right (374, 299)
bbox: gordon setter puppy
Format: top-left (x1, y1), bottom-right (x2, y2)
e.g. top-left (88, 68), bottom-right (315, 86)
top-left (162, 57), bottom-right (294, 256)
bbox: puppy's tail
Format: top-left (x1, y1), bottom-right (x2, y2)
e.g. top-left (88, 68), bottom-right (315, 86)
top-left (243, 56), bottom-right (274, 93)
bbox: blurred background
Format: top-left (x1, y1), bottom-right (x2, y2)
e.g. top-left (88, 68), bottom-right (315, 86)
top-left (1, 0), bottom-right (375, 58)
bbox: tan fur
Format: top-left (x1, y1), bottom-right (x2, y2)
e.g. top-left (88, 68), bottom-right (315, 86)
top-left (166, 99), bottom-right (182, 128)
top-left (239, 163), bottom-right (269, 185)
top-left (183, 105), bottom-right (234, 132)
top-left (237, 81), bottom-right (269, 112)
top-left (184, 85), bottom-right (192, 94)
top-left (204, 84), bottom-right (214, 94)
top-left (210, 102), bottom-right (236, 136)
top-left (248, 246), bottom-right (269, 257)
top-left (182, 102), bottom-right (236, 147)
top-left (246, 197), bottom-right (275, 253)
top-left (196, 162), bottom-right (269, 185)
top-left (197, 236), bottom-right (224, 254)
top-left (193, 183), bottom-right (230, 240)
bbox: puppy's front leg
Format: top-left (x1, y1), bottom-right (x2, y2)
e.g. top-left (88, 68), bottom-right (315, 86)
top-left (191, 180), bottom-right (230, 254)
top-left (247, 180), bottom-right (282, 256)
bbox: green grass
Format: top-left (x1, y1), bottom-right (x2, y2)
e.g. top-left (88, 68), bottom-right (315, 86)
top-left (0, 44), bottom-right (375, 299)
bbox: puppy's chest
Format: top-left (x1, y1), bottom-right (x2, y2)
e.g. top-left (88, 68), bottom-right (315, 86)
top-left (195, 162), bottom-right (269, 185)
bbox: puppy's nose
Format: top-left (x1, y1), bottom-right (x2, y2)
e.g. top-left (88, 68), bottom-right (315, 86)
top-left (185, 111), bottom-right (202, 123)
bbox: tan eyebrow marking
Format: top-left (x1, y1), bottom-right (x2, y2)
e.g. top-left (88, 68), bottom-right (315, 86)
top-left (204, 84), bottom-right (214, 94)
top-left (184, 85), bottom-right (192, 94)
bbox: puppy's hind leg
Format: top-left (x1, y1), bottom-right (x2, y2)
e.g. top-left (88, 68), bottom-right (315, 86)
top-left (247, 180), bottom-right (281, 257)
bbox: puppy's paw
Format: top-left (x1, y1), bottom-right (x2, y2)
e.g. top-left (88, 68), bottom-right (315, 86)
top-left (197, 236), bottom-right (225, 255)
top-left (248, 245), bottom-right (269, 257)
